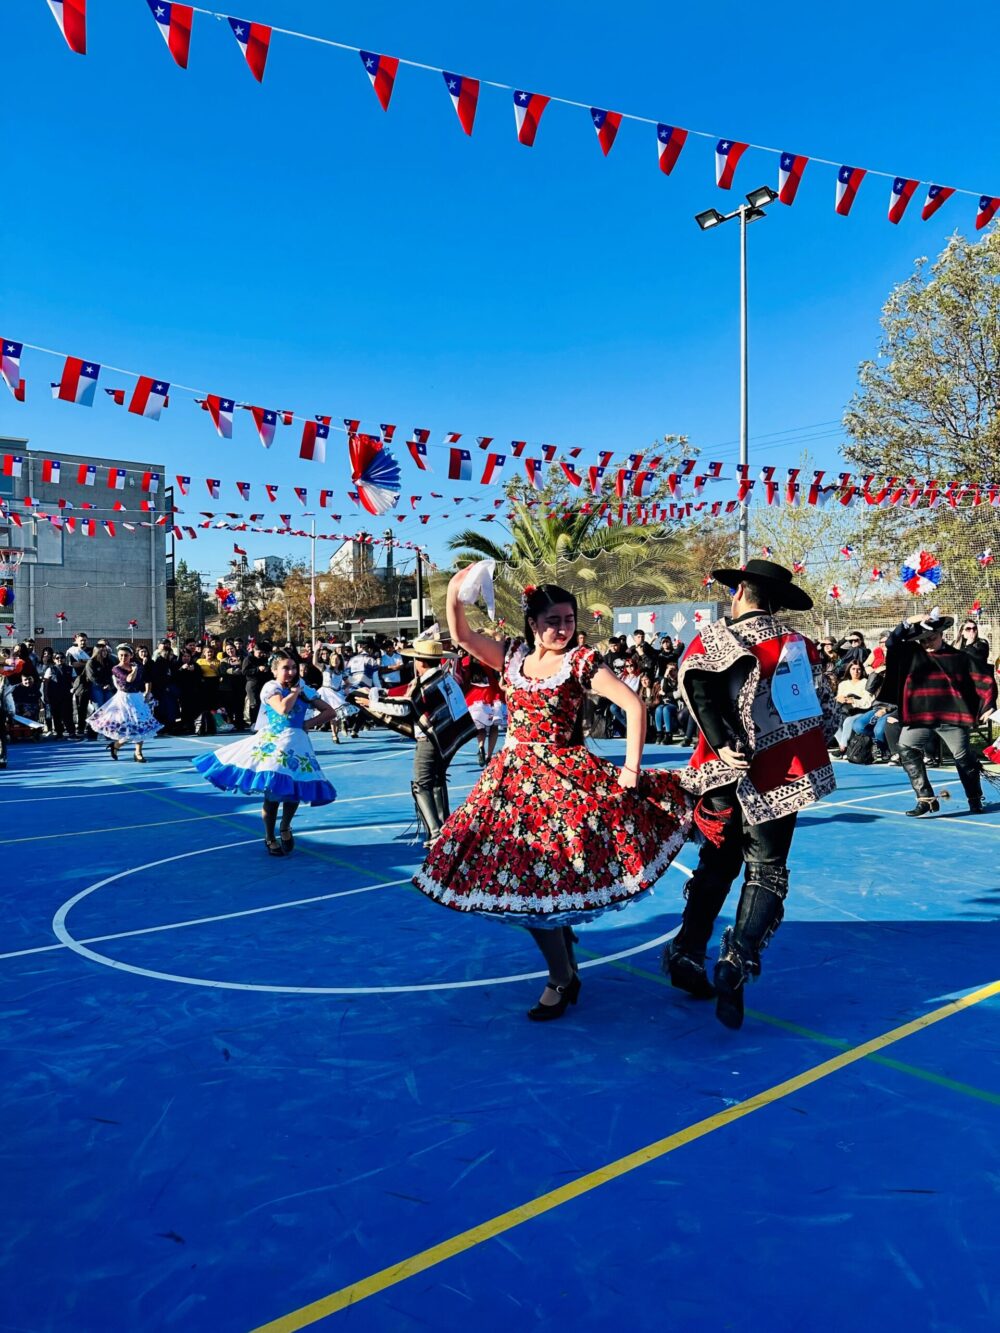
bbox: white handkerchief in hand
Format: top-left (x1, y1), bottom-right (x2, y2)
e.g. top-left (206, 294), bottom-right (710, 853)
top-left (457, 559), bottom-right (496, 620)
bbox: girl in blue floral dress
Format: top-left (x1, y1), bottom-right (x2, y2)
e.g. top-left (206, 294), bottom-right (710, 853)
top-left (193, 650), bottom-right (337, 856)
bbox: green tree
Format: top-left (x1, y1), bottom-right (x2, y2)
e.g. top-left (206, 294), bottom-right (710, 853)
top-left (171, 558), bottom-right (212, 638)
top-left (442, 445), bottom-right (735, 628)
top-left (843, 228), bottom-right (1000, 617)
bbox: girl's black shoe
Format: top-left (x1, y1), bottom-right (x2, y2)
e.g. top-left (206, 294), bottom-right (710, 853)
top-left (527, 973), bottom-right (581, 1022)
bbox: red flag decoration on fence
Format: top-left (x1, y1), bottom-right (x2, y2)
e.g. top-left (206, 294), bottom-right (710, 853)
top-left (145, 0), bottom-right (192, 69)
top-left (513, 90), bottom-right (550, 146)
top-left (299, 420), bottom-right (328, 462)
top-left (45, 0), bottom-right (87, 53)
top-left (251, 406), bottom-right (277, 449)
top-left (228, 16), bottom-right (271, 82)
top-left (591, 108), bottom-right (622, 156)
top-left (359, 50), bottom-right (399, 110)
top-left (715, 138), bottom-right (748, 189)
top-left (921, 184), bottom-right (954, 221)
top-left (835, 165), bottom-right (866, 216)
top-left (778, 152), bottom-right (808, 204)
top-left (888, 176), bottom-right (919, 224)
top-left (977, 195), bottom-right (1000, 230)
top-left (57, 356), bottom-right (100, 406)
top-left (129, 375), bottom-right (169, 420)
top-left (442, 71), bottom-right (479, 135)
top-left (656, 124), bottom-right (687, 175)
top-left (448, 447), bottom-right (472, 481)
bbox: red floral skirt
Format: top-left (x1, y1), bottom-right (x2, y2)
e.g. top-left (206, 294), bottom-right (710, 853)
top-left (414, 742), bottom-right (692, 923)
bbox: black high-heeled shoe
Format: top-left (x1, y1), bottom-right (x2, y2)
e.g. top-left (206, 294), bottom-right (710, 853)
top-left (527, 973), bottom-right (581, 1022)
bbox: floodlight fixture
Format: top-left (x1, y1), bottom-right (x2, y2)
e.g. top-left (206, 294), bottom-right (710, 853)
top-left (694, 207), bottom-right (726, 230)
top-left (745, 185), bottom-right (779, 209)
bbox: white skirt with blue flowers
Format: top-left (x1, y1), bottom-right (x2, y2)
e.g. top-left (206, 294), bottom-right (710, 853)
top-left (193, 719), bottom-right (336, 805)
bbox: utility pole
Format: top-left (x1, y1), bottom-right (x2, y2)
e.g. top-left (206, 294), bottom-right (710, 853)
top-left (309, 517), bottom-right (317, 649)
top-left (414, 548), bottom-right (426, 633)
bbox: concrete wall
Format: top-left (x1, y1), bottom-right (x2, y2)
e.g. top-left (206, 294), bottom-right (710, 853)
top-left (1, 440), bottom-right (167, 643)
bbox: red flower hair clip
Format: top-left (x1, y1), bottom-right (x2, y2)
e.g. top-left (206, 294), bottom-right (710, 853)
top-left (520, 584), bottom-right (537, 612)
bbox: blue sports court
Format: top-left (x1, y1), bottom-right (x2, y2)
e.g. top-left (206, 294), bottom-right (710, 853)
top-left (4, 732), bottom-right (999, 1331)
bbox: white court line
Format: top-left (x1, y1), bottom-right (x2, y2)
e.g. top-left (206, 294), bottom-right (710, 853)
top-left (40, 841), bottom-right (697, 995)
top-left (829, 798), bottom-right (1000, 832)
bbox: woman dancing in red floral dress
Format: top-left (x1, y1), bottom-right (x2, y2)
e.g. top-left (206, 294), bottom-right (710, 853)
top-left (414, 573), bottom-right (692, 1021)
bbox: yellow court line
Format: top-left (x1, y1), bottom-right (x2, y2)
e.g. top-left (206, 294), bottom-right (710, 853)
top-left (5, 811), bottom-right (237, 844)
top-left (252, 976), bottom-right (1000, 1332)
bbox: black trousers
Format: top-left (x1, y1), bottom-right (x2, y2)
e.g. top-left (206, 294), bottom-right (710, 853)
top-left (674, 784), bottom-right (797, 974)
top-left (412, 738), bottom-right (451, 839)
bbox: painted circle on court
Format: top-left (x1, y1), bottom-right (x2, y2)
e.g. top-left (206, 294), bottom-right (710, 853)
top-left (51, 834), bottom-right (686, 995)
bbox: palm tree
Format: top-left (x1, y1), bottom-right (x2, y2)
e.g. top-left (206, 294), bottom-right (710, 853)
top-left (446, 492), bottom-right (731, 627)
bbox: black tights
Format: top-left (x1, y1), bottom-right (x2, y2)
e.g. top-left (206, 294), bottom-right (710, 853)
top-left (527, 926), bottom-right (578, 988)
top-left (262, 799), bottom-right (300, 841)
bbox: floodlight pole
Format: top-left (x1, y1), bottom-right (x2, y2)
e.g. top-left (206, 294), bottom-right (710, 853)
top-left (738, 203), bottom-right (750, 568)
top-left (310, 517), bottom-right (317, 649)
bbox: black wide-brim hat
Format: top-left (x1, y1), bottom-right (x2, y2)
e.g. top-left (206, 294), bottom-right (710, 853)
top-left (711, 558), bottom-right (814, 612)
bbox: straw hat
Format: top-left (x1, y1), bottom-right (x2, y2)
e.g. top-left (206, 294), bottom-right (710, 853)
top-left (400, 637), bottom-right (457, 662)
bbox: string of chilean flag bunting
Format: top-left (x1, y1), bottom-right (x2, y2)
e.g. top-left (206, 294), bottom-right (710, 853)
top-left (36, 1), bottom-right (1000, 227)
top-left (7, 336), bottom-right (1000, 513)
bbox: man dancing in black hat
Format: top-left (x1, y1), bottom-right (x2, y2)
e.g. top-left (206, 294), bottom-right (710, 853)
top-left (665, 560), bottom-right (837, 1029)
top-left (881, 608), bottom-right (996, 817)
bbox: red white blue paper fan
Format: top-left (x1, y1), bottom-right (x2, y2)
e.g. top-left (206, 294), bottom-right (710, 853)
top-left (900, 549), bottom-right (942, 595)
top-left (349, 432), bottom-right (401, 516)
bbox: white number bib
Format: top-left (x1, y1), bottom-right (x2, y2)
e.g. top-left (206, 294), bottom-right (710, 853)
top-left (771, 634), bottom-right (821, 724)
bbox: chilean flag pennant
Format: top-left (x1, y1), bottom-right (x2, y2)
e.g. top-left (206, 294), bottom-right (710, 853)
top-left (264, 484), bottom-right (278, 502)
top-left (146, 0), bottom-right (193, 69)
top-left (412, 427), bottom-right (430, 444)
top-left (442, 71), bottom-right (479, 135)
top-left (513, 90), bottom-right (550, 146)
top-left (104, 387), bottom-right (126, 405)
top-left (524, 458), bottom-right (544, 489)
top-left (921, 184), bottom-right (954, 221)
top-left (45, 0), bottom-right (87, 54)
top-left (591, 108), bottom-right (623, 157)
top-left (175, 474), bottom-right (190, 495)
top-left (141, 471), bottom-right (160, 493)
top-left (206, 479), bottom-right (221, 500)
top-left (614, 469), bottom-right (634, 499)
top-left (481, 454), bottom-right (506, 484)
top-left (235, 480), bottom-right (252, 501)
top-left (715, 138), bottom-right (748, 189)
top-left (299, 420), bottom-right (328, 462)
top-left (2, 454), bottom-right (23, 478)
top-left (57, 356), bottom-right (100, 406)
top-left (656, 123), bottom-right (687, 175)
top-left (448, 447), bottom-right (472, 482)
top-left (42, 459), bottom-right (61, 484)
top-left (588, 466), bottom-right (606, 494)
top-left (778, 152), bottom-right (808, 205)
top-left (560, 462), bottom-right (582, 486)
top-left (251, 406), bottom-right (277, 449)
top-left (107, 468), bottom-right (127, 491)
top-left (888, 176), bottom-right (919, 224)
top-left (228, 17), bottom-right (271, 82)
top-left (129, 376), bottom-right (169, 420)
top-left (380, 423), bottom-right (396, 443)
top-left (976, 195), bottom-right (1000, 230)
top-left (1, 340), bottom-right (23, 397)
top-left (407, 439), bottom-right (429, 470)
top-left (319, 490), bottom-right (334, 508)
top-left (835, 165), bottom-right (866, 216)
top-left (206, 395), bottom-right (235, 438)
top-left (359, 50), bottom-right (399, 111)
top-left (294, 487), bottom-right (308, 506)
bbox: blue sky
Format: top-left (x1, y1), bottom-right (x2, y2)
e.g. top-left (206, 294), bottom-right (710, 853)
top-left (3, 0), bottom-right (997, 582)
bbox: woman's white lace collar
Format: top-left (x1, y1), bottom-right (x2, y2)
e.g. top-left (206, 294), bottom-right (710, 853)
top-left (508, 642), bottom-right (575, 691)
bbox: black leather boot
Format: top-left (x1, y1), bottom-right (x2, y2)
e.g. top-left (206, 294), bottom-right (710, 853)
top-left (714, 865), bottom-right (788, 1030)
